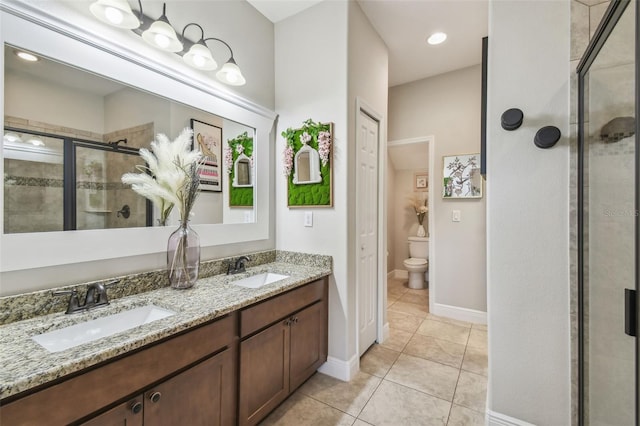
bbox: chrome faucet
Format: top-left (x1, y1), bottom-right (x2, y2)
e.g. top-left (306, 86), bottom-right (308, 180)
top-left (53, 280), bottom-right (119, 314)
top-left (227, 256), bottom-right (250, 275)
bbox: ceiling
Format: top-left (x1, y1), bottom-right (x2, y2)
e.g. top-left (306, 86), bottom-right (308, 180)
top-left (247, 0), bottom-right (489, 87)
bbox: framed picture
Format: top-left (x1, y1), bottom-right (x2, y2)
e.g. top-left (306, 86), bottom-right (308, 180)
top-left (414, 172), bottom-right (428, 191)
top-left (191, 119), bottom-right (222, 192)
top-left (443, 153), bottom-right (483, 198)
top-left (282, 120), bottom-right (333, 208)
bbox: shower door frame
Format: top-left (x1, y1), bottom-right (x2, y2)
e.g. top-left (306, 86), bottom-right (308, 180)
top-left (576, 0), bottom-right (640, 425)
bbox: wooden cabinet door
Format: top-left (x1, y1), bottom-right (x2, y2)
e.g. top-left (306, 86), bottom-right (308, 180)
top-left (81, 396), bottom-right (144, 426)
top-left (238, 320), bottom-right (290, 426)
top-left (289, 302), bottom-right (327, 391)
top-left (143, 348), bottom-right (236, 426)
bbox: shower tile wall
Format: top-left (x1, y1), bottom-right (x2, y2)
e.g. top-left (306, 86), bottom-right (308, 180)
top-left (569, 1), bottom-right (611, 425)
top-left (102, 123), bottom-right (153, 229)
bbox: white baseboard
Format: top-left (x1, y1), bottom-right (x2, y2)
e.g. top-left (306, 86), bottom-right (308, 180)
top-left (387, 270), bottom-right (395, 280)
top-left (432, 302), bottom-right (487, 325)
top-left (318, 354), bottom-right (358, 382)
top-left (486, 410), bottom-right (536, 426)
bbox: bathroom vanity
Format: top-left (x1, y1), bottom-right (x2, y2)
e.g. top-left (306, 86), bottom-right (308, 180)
top-left (0, 253), bottom-right (331, 426)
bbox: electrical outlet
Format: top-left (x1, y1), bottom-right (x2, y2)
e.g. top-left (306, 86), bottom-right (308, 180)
top-left (304, 211), bottom-right (313, 227)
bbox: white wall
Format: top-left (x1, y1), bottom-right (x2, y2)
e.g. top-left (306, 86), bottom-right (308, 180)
top-left (389, 65), bottom-right (486, 314)
top-left (5, 70), bottom-right (105, 133)
top-left (275, 0), bottom-right (388, 376)
top-left (486, 1), bottom-right (570, 424)
top-left (275, 0), bottom-right (350, 363)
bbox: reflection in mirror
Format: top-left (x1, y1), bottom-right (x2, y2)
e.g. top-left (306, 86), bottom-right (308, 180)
top-left (293, 144), bottom-right (322, 184)
top-left (3, 44), bottom-right (255, 233)
top-left (232, 154), bottom-right (252, 187)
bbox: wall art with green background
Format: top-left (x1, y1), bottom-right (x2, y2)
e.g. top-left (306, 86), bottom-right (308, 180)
top-left (282, 119), bottom-right (333, 208)
top-left (226, 131), bottom-right (253, 207)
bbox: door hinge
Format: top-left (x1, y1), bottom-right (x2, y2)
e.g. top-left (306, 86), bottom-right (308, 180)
top-left (624, 288), bottom-right (636, 337)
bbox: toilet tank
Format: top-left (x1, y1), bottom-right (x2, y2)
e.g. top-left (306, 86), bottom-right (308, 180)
top-left (408, 236), bottom-right (429, 259)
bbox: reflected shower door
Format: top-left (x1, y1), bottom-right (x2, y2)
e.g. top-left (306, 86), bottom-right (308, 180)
top-left (579, 1), bottom-right (638, 424)
top-left (75, 146), bottom-right (147, 230)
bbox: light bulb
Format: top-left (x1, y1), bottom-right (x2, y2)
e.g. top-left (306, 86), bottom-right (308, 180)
top-left (16, 51), bottom-right (38, 62)
top-left (192, 55), bottom-right (206, 67)
top-left (104, 6), bottom-right (124, 24)
top-left (427, 32), bottom-right (447, 45)
top-left (154, 34), bottom-right (170, 48)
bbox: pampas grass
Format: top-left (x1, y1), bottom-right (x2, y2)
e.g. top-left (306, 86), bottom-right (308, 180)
top-left (122, 128), bottom-right (203, 225)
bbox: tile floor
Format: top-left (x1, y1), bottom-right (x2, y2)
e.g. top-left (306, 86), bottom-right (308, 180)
top-left (260, 277), bottom-right (488, 426)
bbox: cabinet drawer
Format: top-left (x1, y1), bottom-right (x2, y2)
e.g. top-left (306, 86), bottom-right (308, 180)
top-left (1, 313), bottom-right (237, 426)
top-left (240, 279), bottom-right (325, 338)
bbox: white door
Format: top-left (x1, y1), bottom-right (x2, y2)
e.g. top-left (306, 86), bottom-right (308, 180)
top-left (357, 110), bottom-right (379, 356)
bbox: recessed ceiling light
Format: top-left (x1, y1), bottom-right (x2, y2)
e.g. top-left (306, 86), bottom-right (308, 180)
top-left (15, 50), bottom-right (39, 62)
top-left (427, 32), bottom-right (447, 45)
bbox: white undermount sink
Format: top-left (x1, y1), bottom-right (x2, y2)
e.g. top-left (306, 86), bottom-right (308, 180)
top-left (32, 305), bottom-right (176, 353)
top-left (232, 272), bottom-right (289, 289)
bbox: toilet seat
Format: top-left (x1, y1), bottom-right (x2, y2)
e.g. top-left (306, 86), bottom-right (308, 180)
top-left (404, 258), bottom-right (428, 267)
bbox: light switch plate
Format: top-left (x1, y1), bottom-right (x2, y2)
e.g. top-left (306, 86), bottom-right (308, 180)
top-left (304, 211), bottom-right (313, 227)
top-left (452, 210), bottom-right (461, 222)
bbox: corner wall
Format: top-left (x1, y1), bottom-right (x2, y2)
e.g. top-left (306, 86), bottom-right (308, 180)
top-left (486, 1), bottom-right (570, 424)
top-left (275, 0), bottom-right (388, 378)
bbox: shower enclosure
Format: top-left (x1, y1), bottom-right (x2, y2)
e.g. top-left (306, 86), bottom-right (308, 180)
top-left (3, 127), bottom-right (150, 233)
top-left (577, 0), bottom-right (638, 424)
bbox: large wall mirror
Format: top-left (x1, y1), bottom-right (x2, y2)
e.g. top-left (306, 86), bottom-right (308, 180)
top-left (4, 45), bottom-right (255, 233)
top-left (0, 4), bottom-right (275, 273)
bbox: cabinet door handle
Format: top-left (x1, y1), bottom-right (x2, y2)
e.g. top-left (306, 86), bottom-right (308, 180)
top-left (284, 319), bottom-right (291, 326)
top-left (149, 391), bottom-right (162, 403)
top-left (130, 401), bottom-right (143, 414)
top-left (293, 317), bottom-right (299, 324)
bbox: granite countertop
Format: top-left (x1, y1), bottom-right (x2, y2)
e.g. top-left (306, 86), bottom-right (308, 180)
top-left (0, 259), bottom-right (331, 400)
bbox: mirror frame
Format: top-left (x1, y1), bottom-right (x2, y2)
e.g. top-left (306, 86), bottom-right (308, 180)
top-left (0, 2), bottom-right (276, 273)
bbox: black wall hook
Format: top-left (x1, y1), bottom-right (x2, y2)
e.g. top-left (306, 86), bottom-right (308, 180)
top-left (534, 126), bottom-right (561, 149)
top-left (501, 108), bottom-right (523, 130)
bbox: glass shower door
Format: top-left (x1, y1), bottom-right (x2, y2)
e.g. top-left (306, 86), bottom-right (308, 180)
top-left (579, 0), bottom-right (638, 424)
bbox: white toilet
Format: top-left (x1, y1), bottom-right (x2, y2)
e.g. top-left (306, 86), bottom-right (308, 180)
top-left (403, 236), bottom-right (429, 289)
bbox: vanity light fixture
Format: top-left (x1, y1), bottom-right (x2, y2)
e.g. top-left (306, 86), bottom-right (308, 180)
top-left (89, 0), bottom-right (246, 85)
top-left (26, 136), bottom-right (45, 147)
top-left (141, 3), bottom-right (182, 52)
top-left (3, 132), bottom-right (22, 143)
top-left (89, 0), bottom-right (140, 29)
top-left (182, 24), bottom-right (217, 70)
top-left (427, 32), bottom-right (447, 45)
top-left (15, 50), bottom-right (38, 62)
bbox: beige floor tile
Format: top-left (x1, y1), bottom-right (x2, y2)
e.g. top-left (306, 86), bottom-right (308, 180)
top-left (453, 371), bottom-right (488, 413)
top-left (404, 334), bottom-right (465, 368)
top-left (259, 392), bottom-right (356, 426)
top-left (353, 420), bottom-right (374, 426)
top-left (447, 404), bottom-right (485, 426)
top-left (388, 301), bottom-right (429, 318)
top-left (388, 310), bottom-right (424, 333)
top-left (386, 353), bottom-right (460, 401)
top-left (461, 345), bottom-right (488, 376)
top-left (298, 372), bottom-right (381, 417)
top-left (359, 380), bottom-right (450, 426)
top-left (398, 291), bottom-right (429, 306)
top-left (467, 329), bottom-right (487, 351)
top-left (472, 323), bottom-right (487, 332)
top-left (380, 328), bottom-right (413, 352)
top-left (387, 294), bottom-right (401, 304)
top-left (425, 314), bottom-right (472, 329)
top-left (388, 287), bottom-right (407, 300)
top-left (417, 319), bottom-right (470, 345)
top-left (360, 344), bottom-right (401, 378)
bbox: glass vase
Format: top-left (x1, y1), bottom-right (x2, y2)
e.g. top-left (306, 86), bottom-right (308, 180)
top-left (417, 224), bottom-right (426, 237)
top-left (167, 222), bottom-right (200, 289)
